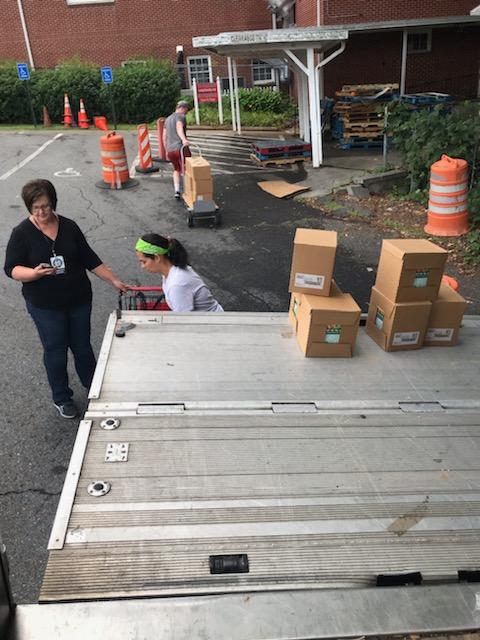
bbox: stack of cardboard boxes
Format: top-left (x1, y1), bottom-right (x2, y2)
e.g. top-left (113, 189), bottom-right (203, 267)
top-left (288, 229), bottom-right (361, 357)
top-left (366, 239), bottom-right (467, 351)
top-left (184, 157), bottom-right (213, 205)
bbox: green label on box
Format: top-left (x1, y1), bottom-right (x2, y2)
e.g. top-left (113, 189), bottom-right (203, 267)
top-left (325, 324), bottom-right (341, 344)
top-left (375, 309), bottom-right (385, 330)
top-left (413, 270), bottom-right (429, 288)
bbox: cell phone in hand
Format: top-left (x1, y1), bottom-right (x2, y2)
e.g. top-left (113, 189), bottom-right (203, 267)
top-left (39, 263), bottom-right (51, 269)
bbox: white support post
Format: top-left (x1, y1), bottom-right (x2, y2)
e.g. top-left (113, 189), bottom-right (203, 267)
top-left (227, 56), bottom-right (237, 132)
top-left (307, 47), bottom-right (322, 167)
top-left (301, 75), bottom-right (310, 143)
top-left (400, 29), bottom-right (408, 96)
top-left (216, 76), bottom-right (223, 125)
top-left (192, 78), bottom-right (200, 126)
top-left (233, 58), bottom-right (241, 135)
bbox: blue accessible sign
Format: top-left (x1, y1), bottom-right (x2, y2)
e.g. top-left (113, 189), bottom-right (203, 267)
top-left (17, 63), bottom-right (30, 80)
top-left (101, 66), bottom-right (113, 84)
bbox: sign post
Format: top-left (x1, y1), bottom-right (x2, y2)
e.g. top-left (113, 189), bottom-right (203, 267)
top-left (216, 76), bottom-right (223, 125)
top-left (101, 66), bottom-right (117, 130)
top-left (17, 63), bottom-right (37, 128)
top-left (192, 78), bottom-right (200, 126)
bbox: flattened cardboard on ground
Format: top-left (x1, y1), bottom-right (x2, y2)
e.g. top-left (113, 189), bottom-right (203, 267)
top-left (289, 228), bottom-right (337, 297)
top-left (375, 239), bottom-right (447, 303)
top-left (424, 283), bottom-right (468, 347)
top-left (366, 286), bottom-right (432, 352)
top-left (257, 180), bottom-right (310, 199)
top-left (289, 281), bottom-right (361, 357)
top-left (185, 156), bottom-right (211, 181)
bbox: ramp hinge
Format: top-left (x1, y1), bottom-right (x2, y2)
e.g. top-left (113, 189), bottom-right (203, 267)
top-left (136, 403), bottom-right (185, 415)
top-left (272, 402), bottom-right (317, 414)
top-left (376, 572), bottom-right (422, 587)
top-left (399, 401), bottom-right (444, 413)
top-left (209, 554), bottom-right (249, 574)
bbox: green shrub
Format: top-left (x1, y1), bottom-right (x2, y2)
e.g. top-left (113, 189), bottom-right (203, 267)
top-left (102, 59), bottom-right (179, 123)
top-left (237, 87), bottom-right (295, 114)
top-left (387, 102), bottom-right (480, 193)
top-left (0, 62), bottom-right (39, 123)
top-left (469, 185), bottom-right (480, 226)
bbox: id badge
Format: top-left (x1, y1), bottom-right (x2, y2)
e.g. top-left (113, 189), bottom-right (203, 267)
top-left (50, 255), bottom-right (66, 275)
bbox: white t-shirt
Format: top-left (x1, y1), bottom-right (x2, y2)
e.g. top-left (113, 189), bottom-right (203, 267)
top-left (162, 266), bottom-right (223, 312)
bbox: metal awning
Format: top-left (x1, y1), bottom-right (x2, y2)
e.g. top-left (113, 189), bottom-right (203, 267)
top-left (193, 27), bottom-right (348, 167)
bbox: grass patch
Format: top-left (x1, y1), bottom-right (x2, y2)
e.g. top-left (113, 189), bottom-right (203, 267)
top-left (383, 217), bottom-right (426, 237)
top-left (323, 200), bottom-right (344, 213)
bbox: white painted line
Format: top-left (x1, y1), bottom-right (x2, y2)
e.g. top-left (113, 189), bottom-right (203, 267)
top-left (0, 133), bottom-right (63, 180)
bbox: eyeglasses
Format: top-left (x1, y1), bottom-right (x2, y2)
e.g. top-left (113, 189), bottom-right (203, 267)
top-left (32, 204), bottom-right (52, 212)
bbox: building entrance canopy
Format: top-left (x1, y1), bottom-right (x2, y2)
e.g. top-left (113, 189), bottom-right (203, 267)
top-left (193, 27), bottom-right (348, 167)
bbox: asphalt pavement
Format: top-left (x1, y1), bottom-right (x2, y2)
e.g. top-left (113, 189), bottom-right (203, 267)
top-left (0, 129), bottom-right (478, 603)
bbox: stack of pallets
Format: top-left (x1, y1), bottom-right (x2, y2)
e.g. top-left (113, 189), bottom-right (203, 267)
top-left (400, 92), bottom-right (453, 111)
top-left (332, 84), bottom-right (398, 150)
top-left (251, 139), bottom-right (312, 166)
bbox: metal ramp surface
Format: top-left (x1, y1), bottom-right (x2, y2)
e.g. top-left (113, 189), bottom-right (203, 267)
top-left (41, 313), bottom-right (480, 609)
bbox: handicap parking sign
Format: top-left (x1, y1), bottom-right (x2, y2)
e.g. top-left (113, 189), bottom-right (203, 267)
top-left (17, 63), bottom-right (30, 80)
top-left (101, 66), bottom-right (113, 84)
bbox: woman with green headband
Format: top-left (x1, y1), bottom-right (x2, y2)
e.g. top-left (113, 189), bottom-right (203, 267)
top-left (135, 233), bottom-right (223, 312)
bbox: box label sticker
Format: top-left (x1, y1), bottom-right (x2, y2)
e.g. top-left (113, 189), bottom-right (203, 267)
top-left (295, 273), bottom-right (325, 290)
top-left (413, 270), bottom-right (429, 288)
top-left (426, 328), bottom-right (454, 342)
top-left (325, 324), bottom-right (341, 344)
top-left (375, 309), bottom-right (385, 330)
top-left (392, 331), bottom-right (420, 346)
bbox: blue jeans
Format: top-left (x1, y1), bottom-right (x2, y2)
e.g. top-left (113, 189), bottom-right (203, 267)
top-left (27, 301), bottom-right (96, 405)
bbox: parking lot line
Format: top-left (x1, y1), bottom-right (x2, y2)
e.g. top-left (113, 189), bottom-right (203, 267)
top-left (0, 133), bottom-right (63, 181)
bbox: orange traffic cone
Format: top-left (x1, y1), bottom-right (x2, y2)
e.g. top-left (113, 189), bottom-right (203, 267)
top-left (78, 98), bottom-right (89, 129)
top-left (93, 115), bottom-right (109, 131)
top-left (42, 106), bottom-right (52, 128)
top-left (63, 93), bottom-right (72, 128)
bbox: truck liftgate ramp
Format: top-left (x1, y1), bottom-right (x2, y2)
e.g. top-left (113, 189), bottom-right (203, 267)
top-left (7, 313), bottom-right (480, 639)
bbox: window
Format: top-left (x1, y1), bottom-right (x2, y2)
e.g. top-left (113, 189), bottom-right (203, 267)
top-left (221, 77), bottom-right (245, 91)
top-left (252, 60), bottom-right (275, 85)
top-left (407, 30), bottom-right (432, 53)
top-left (67, 0), bottom-right (114, 4)
top-left (187, 56), bottom-right (212, 86)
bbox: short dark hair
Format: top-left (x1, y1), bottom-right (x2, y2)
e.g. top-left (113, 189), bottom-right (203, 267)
top-left (140, 233), bottom-right (189, 268)
top-left (21, 179), bottom-right (57, 213)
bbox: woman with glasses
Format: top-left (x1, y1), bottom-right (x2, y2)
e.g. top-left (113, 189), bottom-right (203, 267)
top-left (4, 179), bottom-right (127, 419)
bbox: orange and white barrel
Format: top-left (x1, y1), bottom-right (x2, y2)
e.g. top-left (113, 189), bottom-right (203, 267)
top-left (425, 154), bottom-right (470, 236)
top-left (135, 124), bottom-right (159, 173)
top-left (97, 132), bottom-right (135, 189)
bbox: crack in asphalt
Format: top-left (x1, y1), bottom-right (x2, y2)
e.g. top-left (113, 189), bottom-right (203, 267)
top-left (0, 488), bottom-right (61, 498)
top-left (74, 186), bottom-right (105, 234)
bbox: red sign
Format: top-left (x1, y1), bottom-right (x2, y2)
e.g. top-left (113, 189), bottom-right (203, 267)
top-left (197, 82), bottom-right (218, 103)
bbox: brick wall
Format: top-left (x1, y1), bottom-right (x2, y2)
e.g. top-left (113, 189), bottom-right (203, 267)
top-left (0, 0), bottom-right (271, 69)
top-left (324, 26), bottom-right (479, 98)
top-left (295, 0), bottom-right (480, 26)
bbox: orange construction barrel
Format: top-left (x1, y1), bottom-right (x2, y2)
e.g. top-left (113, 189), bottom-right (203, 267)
top-left (425, 154), bottom-right (470, 237)
top-left (441, 275), bottom-right (459, 291)
top-left (96, 132), bottom-right (138, 190)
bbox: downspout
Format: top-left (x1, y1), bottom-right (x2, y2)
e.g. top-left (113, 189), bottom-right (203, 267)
top-left (17, 0), bottom-right (35, 70)
top-left (400, 29), bottom-right (408, 95)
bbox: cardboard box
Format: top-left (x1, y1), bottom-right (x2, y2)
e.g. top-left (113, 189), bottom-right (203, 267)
top-left (289, 229), bottom-right (337, 297)
top-left (289, 281), bottom-right (361, 357)
top-left (366, 286), bottom-right (432, 352)
top-left (185, 156), bottom-right (211, 181)
top-left (424, 283), bottom-right (467, 347)
top-left (184, 174), bottom-right (213, 201)
top-left (375, 239), bottom-right (447, 303)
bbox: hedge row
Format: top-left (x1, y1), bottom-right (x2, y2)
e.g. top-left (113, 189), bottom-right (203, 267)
top-left (0, 58), bottom-right (180, 124)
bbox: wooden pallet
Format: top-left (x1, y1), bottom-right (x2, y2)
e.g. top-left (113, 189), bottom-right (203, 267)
top-left (250, 154), bottom-right (310, 167)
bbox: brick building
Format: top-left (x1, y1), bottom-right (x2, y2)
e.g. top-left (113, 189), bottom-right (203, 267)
top-left (284, 0), bottom-right (480, 97)
top-left (1, 0), bottom-right (272, 88)
top-left (2, 1), bottom-right (479, 98)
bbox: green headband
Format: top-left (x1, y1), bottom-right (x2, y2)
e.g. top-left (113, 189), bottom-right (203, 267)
top-left (135, 238), bottom-right (169, 256)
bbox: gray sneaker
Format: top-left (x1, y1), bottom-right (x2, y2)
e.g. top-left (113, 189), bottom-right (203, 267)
top-left (54, 401), bottom-right (78, 419)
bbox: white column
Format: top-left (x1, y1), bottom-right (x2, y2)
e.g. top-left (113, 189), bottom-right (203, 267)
top-left (227, 56), bottom-right (237, 132)
top-left (216, 77), bottom-right (224, 125)
top-left (298, 73), bottom-right (310, 142)
top-left (192, 78), bottom-right (200, 126)
top-left (232, 58), bottom-right (241, 135)
top-left (307, 47), bottom-right (322, 167)
top-left (400, 29), bottom-right (408, 96)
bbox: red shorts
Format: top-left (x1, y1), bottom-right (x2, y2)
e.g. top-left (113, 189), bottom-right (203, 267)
top-left (167, 146), bottom-right (191, 173)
